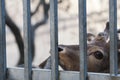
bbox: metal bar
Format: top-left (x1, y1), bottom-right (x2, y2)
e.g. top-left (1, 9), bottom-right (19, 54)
top-left (50, 0), bottom-right (59, 80)
top-left (0, 0), bottom-right (6, 80)
top-left (79, 0), bottom-right (87, 80)
top-left (23, 0), bottom-right (32, 80)
top-left (109, 0), bottom-right (118, 76)
top-left (78, 0), bottom-right (87, 80)
top-left (7, 67), bottom-right (120, 80)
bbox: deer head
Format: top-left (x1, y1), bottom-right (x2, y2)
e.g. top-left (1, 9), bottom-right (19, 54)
top-left (39, 22), bottom-right (120, 73)
top-left (58, 43), bottom-right (109, 72)
top-left (57, 22), bottom-right (110, 72)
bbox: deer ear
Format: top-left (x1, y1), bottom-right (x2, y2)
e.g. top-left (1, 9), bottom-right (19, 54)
top-left (104, 22), bottom-right (109, 34)
top-left (104, 22), bottom-right (109, 41)
top-left (87, 33), bottom-right (95, 44)
top-left (97, 22), bottom-right (109, 41)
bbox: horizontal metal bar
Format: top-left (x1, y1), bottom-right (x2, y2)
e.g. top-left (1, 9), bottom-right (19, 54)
top-left (50, 0), bottom-right (59, 80)
top-left (109, 0), bottom-right (118, 76)
top-left (78, 0), bottom-right (87, 80)
top-left (0, 0), bottom-right (6, 80)
top-left (22, 0), bottom-right (32, 79)
top-left (6, 67), bottom-right (120, 80)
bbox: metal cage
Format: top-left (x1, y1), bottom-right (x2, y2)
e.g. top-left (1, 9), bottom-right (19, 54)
top-left (0, 0), bottom-right (120, 80)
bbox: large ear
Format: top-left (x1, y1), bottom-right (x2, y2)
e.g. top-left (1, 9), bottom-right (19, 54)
top-left (104, 22), bottom-right (109, 32)
top-left (87, 33), bottom-right (95, 44)
top-left (97, 22), bottom-right (109, 41)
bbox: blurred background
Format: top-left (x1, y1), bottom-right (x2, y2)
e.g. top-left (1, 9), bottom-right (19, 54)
top-left (5, 0), bottom-right (120, 67)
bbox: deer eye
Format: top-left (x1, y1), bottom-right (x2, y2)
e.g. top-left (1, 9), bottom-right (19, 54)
top-left (94, 51), bottom-right (104, 60)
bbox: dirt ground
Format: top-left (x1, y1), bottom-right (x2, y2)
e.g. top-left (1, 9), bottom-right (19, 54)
top-left (5, 0), bottom-right (120, 67)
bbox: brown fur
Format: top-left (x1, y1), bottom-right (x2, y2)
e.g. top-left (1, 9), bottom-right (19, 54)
top-left (39, 22), bottom-right (120, 73)
top-left (58, 35), bottom-right (110, 72)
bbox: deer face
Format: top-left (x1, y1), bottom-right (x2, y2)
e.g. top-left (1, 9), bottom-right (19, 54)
top-left (58, 38), bottom-right (109, 72)
top-left (39, 22), bottom-right (120, 73)
top-left (58, 22), bottom-right (110, 72)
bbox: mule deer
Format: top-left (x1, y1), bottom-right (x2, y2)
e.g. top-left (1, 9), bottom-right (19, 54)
top-left (39, 22), bottom-right (120, 73)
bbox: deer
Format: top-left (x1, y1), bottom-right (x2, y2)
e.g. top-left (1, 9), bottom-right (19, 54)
top-left (39, 22), bottom-right (120, 73)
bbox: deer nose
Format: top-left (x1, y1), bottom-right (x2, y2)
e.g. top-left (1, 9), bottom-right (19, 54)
top-left (58, 47), bottom-right (63, 52)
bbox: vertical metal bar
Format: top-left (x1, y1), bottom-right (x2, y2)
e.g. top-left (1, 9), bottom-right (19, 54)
top-left (23, 0), bottom-right (32, 80)
top-left (0, 0), bottom-right (6, 80)
top-left (50, 0), bottom-right (59, 80)
top-left (78, 0), bottom-right (87, 80)
top-left (109, 0), bottom-right (118, 76)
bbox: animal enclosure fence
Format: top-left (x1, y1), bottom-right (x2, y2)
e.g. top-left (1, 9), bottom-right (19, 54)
top-left (0, 0), bottom-right (120, 80)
